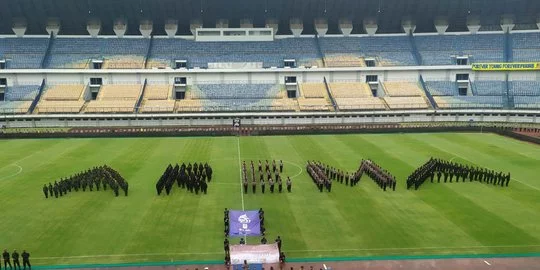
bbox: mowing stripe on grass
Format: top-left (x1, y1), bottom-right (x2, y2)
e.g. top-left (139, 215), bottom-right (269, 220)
top-left (31, 244), bottom-right (540, 260)
top-left (30, 252), bottom-right (540, 269)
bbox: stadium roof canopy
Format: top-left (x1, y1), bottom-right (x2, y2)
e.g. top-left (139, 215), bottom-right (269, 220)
top-left (0, 0), bottom-right (538, 35)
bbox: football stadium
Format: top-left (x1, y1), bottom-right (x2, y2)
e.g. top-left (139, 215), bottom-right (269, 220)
top-left (0, 0), bottom-right (540, 269)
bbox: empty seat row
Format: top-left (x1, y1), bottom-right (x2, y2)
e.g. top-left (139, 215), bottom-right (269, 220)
top-left (383, 82), bottom-right (424, 97)
top-left (416, 34), bottom-right (505, 65)
top-left (328, 82), bottom-right (373, 98)
top-left (383, 96), bottom-right (429, 109)
top-left (334, 97), bottom-right (386, 111)
top-left (509, 81), bottom-right (540, 96)
top-left (434, 96), bottom-right (504, 109)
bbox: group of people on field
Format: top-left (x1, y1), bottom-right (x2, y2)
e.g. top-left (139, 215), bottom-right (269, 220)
top-left (241, 160), bottom-right (292, 194)
top-left (156, 162), bottom-right (213, 195)
top-left (2, 249), bottom-right (31, 270)
top-left (42, 165), bottom-right (128, 198)
top-left (407, 158), bottom-right (511, 190)
top-left (356, 159), bottom-right (397, 191)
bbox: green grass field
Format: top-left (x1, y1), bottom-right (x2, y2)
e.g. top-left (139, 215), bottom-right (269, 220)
top-left (1, 132), bottom-right (539, 266)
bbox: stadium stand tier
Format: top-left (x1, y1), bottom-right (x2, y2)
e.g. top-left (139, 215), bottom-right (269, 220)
top-left (0, 85), bottom-right (40, 114)
top-left (140, 85), bottom-right (175, 113)
top-left (511, 32), bottom-right (540, 62)
top-left (183, 83), bottom-right (295, 112)
top-left (510, 81), bottom-right (540, 109)
top-left (45, 37), bottom-right (149, 69)
top-left (319, 36), bottom-right (416, 67)
top-left (37, 84), bottom-right (86, 113)
top-left (297, 83), bottom-right (333, 111)
top-left (148, 37), bottom-right (321, 69)
top-left (0, 37), bottom-right (48, 69)
top-left (85, 84), bottom-right (142, 113)
top-left (415, 34), bottom-right (504, 65)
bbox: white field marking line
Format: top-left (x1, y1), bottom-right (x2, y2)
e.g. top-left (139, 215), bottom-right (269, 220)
top-left (236, 136), bottom-right (248, 243)
top-left (30, 244), bottom-right (540, 260)
top-left (0, 163), bottom-right (23, 181)
top-left (282, 160), bottom-right (303, 179)
top-left (447, 152), bottom-right (540, 192)
top-left (484, 260), bottom-right (491, 266)
top-left (237, 136), bottom-right (245, 211)
top-left (283, 244), bottom-right (540, 253)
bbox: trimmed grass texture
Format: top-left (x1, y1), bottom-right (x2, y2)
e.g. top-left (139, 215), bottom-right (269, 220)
top-left (0, 132), bottom-right (539, 266)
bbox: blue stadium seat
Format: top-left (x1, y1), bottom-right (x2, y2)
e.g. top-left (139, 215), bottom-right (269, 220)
top-left (511, 32), bottom-right (540, 62)
top-left (4, 85), bottom-right (40, 101)
top-left (473, 81), bottom-right (506, 96)
top-left (46, 37), bottom-right (149, 68)
top-left (415, 34), bottom-right (504, 65)
top-left (424, 81), bottom-right (459, 96)
top-left (509, 81), bottom-right (540, 96)
top-left (188, 84), bottom-right (285, 111)
top-left (0, 37), bottom-right (48, 69)
top-left (513, 96), bottom-right (540, 109)
top-left (149, 37), bottom-right (320, 68)
top-left (318, 36), bottom-right (416, 66)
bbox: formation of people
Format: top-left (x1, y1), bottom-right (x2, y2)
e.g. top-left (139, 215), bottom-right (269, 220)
top-left (306, 161), bottom-right (333, 192)
top-left (2, 249), bottom-right (31, 270)
top-left (42, 165), bottom-right (128, 198)
top-left (324, 163), bottom-right (358, 187)
top-left (241, 160), bottom-right (291, 194)
top-left (156, 162), bottom-right (213, 195)
top-left (355, 159), bottom-right (397, 191)
top-left (407, 158), bottom-right (511, 190)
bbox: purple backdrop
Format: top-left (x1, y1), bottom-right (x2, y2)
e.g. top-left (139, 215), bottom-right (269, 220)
top-left (229, 210), bottom-right (261, 237)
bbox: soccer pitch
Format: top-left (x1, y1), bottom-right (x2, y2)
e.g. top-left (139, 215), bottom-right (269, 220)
top-left (1, 132), bottom-right (539, 266)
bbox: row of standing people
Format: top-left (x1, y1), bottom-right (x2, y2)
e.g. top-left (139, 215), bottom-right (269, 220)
top-left (156, 162), bottom-right (212, 195)
top-left (242, 160), bottom-right (291, 194)
top-left (407, 158), bottom-right (511, 190)
top-left (42, 165), bottom-right (128, 198)
top-left (356, 159), bottom-right (397, 191)
top-left (2, 249), bottom-right (31, 270)
top-left (306, 161), bottom-right (332, 192)
top-left (323, 165), bottom-right (357, 187)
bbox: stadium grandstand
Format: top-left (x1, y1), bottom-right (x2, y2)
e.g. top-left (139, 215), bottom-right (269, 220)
top-left (0, 1), bottom-right (540, 270)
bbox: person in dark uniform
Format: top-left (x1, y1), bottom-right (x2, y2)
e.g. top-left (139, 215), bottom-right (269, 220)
top-left (243, 179), bottom-right (248, 194)
top-left (261, 236), bottom-right (267, 244)
top-left (201, 180), bottom-right (208, 194)
top-left (286, 177), bottom-right (292, 192)
top-left (275, 236), bottom-right (282, 252)
top-left (43, 184), bottom-right (49, 198)
top-left (224, 238), bottom-right (230, 254)
top-left (12, 250), bottom-right (20, 270)
top-left (506, 172), bottom-right (511, 186)
top-left (48, 183), bottom-right (53, 197)
top-left (240, 238), bottom-right (246, 245)
top-left (261, 179), bottom-right (266, 194)
top-left (3, 249), bottom-right (12, 269)
top-left (279, 160), bottom-right (283, 173)
top-left (278, 177), bottom-right (283, 193)
top-left (21, 250), bottom-right (30, 270)
top-left (252, 180), bottom-right (256, 194)
top-left (124, 182), bottom-right (129, 196)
